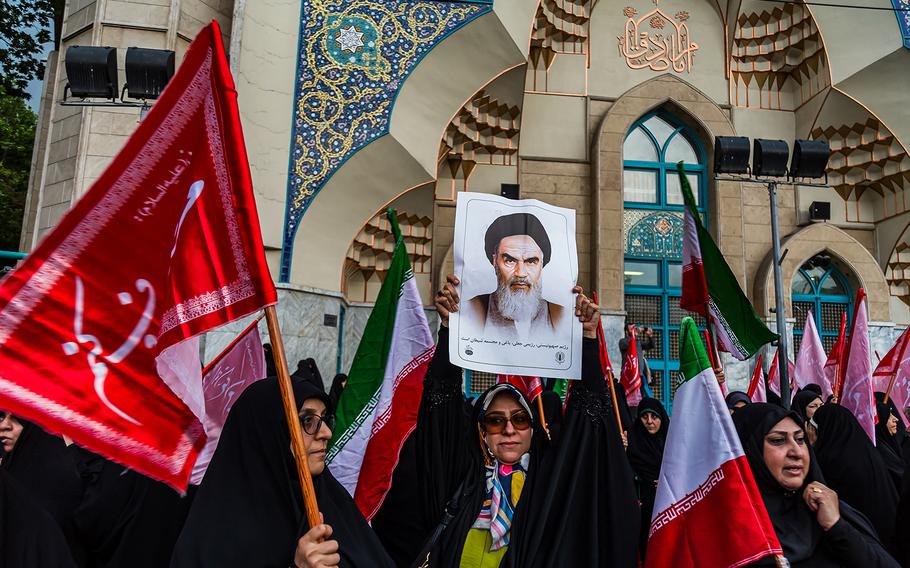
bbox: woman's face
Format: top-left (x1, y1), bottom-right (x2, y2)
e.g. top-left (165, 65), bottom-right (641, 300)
top-left (887, 413), bottom-right (899, 436)
top-left (0, 411), bottom-right (23, 454)
top-left (641, 411), bottom-right (661, 434)
top-left (298, 399), bottom-right (332, 476)
top-left (483, 394), bottom-right (532, 465)
top-left (763, 417), bottom-right (810, 491)
top-left (805, 397), bottom-right (822, 419)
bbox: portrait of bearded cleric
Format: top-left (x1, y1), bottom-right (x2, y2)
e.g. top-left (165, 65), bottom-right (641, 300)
top-left (461, 212), bottom-right (568, 342)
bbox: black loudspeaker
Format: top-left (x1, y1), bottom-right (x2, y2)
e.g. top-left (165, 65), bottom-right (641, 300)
top-left (713, 136), bottom-right (751, 174)
top-left (809, 201), bottom-right (831, 221)
top-left (753, 139), bottom-right (790, 177)
top-left (65, 46), bottom-right (118, 99)
top-left (124, 47), bottom-right (175, 100)
top-left (501, 183), bottom-right (520, 200)
top-left (791, 139), bottom-right (830, 179)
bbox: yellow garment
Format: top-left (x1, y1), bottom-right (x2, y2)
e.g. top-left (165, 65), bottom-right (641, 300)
top-left (460, 529), bottom-right (507, 568)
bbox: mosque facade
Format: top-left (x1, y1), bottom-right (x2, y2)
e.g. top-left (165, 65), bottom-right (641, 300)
top-left (19, 0), bottom-right (910, 406)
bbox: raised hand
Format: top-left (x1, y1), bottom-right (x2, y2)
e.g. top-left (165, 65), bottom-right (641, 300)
top-left (435, 275), bottom-right (460, 327)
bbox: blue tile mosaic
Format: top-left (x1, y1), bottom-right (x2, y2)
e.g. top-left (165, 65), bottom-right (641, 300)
top-left (281, 0), bottom-right (494, 281)
top-left (892, 0), bottom-right (910, 49)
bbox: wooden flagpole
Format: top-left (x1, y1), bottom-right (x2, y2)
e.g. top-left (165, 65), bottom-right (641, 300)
top-left (264, 305), bottom-right (321, 528)
top-left (536, 395), bottom-right (550, 439)
top-left (592, 292), bottom-right (624, 436)
top-left (201, 312), bottom-right (266, 375)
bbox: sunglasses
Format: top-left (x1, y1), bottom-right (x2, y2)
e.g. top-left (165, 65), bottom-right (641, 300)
top-left (482, 410), bottom-right (531, 434)
top-left (300, 413), bottom-right (335, 435)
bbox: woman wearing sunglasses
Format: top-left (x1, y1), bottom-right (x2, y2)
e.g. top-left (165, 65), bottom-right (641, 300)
top-left (171, 374), bottom-right (394, 568)
top-left (413, 275), bottom-right (638, 568)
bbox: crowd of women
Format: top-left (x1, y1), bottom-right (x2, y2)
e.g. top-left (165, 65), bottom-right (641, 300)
top-left (2, 277), bottom-right (909, 567)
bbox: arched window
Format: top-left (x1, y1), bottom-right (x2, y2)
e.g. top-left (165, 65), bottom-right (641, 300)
top-left (622, 112), bottom-right (706, 412)
top-left (791, 260), bottom-right (853, 354)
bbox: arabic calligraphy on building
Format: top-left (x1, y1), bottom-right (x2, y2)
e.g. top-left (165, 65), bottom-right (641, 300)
top-left (618, 0), bottom-right (698, 73)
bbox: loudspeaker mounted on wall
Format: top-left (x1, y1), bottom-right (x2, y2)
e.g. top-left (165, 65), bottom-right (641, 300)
top-left (809, 201), bottom-right (831, 222)
top-left (501, 183), bottom-right (520, 200)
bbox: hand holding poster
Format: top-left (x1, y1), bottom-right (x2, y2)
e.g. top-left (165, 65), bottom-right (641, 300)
top-left (449, 193), bottom-right (582, 379)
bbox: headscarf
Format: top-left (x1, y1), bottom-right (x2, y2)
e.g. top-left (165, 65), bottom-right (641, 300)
top-left (874, 401), bottom-right (905, 491)
top-left (329, 373), bottom-right (347, 413)
top-left (627, 397), bottom-right (668, 482)
top-left (171, 377), bottom-right (392, 568)
top-left (472, 384), bottom-right (534, 551)
top-left (725, 391), bottom-right (751, 411)
top-left (733, 403), bottom-right (824, 562)
top-left (812, 403), bottom-right (898, 545)
top-left (793, 390), bottom-right (822, 422)
top-left (0, 470), bottom-right (76, 568)
top-left (0, 417), bottom-right (82, 558)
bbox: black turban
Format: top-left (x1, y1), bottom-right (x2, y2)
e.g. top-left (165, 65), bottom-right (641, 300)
top-left (483, 213), bottom-right (551, 266)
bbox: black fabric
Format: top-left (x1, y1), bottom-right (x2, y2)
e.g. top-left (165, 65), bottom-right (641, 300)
top-left (70, 448), bottom-right (194, 568)
top-left (329, 373), bottom-right (347, 414)
top-left (293, 358), bottom-right (326, 394)
top-left (812, 404), bottom-right (899, 548)
top-left (627, 397), bottom-right (668, 561)
top-left (734, 404), bottom-right (898, 567)
top-left (792, 390), bottom-right (821, 422)
top-left (483, 213), bottom-right (551, 266)
top-left (415, 327), bottom-right (638, 568)
top-left (801, 384), bottom-right (823, 396)
top-left (538, 390), bottom-right (564, 443)
top-left (0, 418), bottom-right (82, 563)
top-left (171, 377), bottom-right (392, 568)
top-left (874, 401), bottom-right (905, 492)
top-left (0, 469), bottom-right (76, 568)
top-left (725, 391), bottom-right (752, 411)
top-left (372, 432), bottom-right (428, 567)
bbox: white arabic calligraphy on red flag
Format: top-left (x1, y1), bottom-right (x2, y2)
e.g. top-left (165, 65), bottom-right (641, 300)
top-left (0, 20), bottom-right (276, 489)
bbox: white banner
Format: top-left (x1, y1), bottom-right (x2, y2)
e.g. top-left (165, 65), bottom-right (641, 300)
top-left (449, 193), bottom-right (581, 379)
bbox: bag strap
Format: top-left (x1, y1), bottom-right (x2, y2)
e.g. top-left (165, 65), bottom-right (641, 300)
top-left (411, 478), bottom-right (468, 568)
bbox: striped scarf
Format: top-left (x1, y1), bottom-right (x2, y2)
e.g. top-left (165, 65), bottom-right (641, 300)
top-left (471, 453), bottom-right (529, 551)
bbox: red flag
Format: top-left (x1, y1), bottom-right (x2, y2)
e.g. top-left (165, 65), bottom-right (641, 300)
top-left (592, 292), bottom-right (613, 375)
top-left (193, 319), bottom-right (267, 484)
top-left (621, 332), bottom-right (642, 406)
top-left (826, 312), bottom-right (847, 399)
top-left (496, 375), bottom-right (543, 402)
top-left (768, 349), bottom-right (795, 401)
top-left (747, 354), bottom-right (765, 402)
top-left (873, 327), bottom-right (910, 378)
top-left (0, 21), bottom-right (276, 489)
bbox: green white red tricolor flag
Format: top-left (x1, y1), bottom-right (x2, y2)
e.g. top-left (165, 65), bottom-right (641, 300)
top-left (678, 163), bottom-right (777, 360)
top-left (326, 210), bottom-right (435, 520)
top-left (646, 317), bottom-right (781, 568)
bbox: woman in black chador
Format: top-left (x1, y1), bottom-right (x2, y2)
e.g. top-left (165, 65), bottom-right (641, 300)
top-left (627, 397), bottom-right (668, 561)
top-left (170, 376), bottom-right (393, 568)
top-left (812, 403), bottom-right (898, 549)
top-left (732, 403), bottom-right (897, 567)
top-left (413, 275), bottom-right (638, 568)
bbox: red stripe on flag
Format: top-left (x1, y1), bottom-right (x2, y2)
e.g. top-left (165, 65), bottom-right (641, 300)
top-left (353, 347), bottom-right (434, 520)
top-left (646, 457), bottom-right (781, 568)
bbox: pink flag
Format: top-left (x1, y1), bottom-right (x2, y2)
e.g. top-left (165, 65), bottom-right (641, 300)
top-left (192, 320), bottom-right (266, 484)
top-left (748, 354), bottom-right (766, 403)
top-left (841, 289), bottom-right (876, 444)
top-left (794, 310), bottom-right (833, 398)
top-left (873, 328), bottom-right (910, 425)
top-left (768, 349), bottom-right (795, 400)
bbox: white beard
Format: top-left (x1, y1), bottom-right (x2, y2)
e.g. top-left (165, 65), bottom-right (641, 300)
top-left (493, 270), bottom-right (543, 322)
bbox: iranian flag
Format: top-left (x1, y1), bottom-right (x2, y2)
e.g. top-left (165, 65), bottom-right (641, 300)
top-left (678, 163), bottom-right (777, 360)
top-left (326, 210), bottom-right (435, 520)
top-left (646, 317), bottom-right (782, 568)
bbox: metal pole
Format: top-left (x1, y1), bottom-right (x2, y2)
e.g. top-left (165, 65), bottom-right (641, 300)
top-left (768, 181), bottom-right (792, 409)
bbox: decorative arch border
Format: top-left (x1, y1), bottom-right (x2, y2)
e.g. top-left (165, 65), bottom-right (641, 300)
top-left (753, 223), bottom-right (891, 321)
top-left (591, 73), bottom-right (742, 311)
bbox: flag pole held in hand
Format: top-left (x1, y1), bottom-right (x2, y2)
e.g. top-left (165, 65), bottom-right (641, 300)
top-left (593, 292), bottom-right (624, 437)
top-left (264, 306), bottom-right (321, 529)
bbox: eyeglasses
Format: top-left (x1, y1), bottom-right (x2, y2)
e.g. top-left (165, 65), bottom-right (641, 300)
top-left (481, 410), bottom-right (531, 434)
top-left (300, 413), bottom-right (335, 435)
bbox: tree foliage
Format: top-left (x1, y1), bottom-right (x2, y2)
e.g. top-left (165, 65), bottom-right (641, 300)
top-left (0, 87), bottom-right (37, 255)
top-left (0, 0), bottom-right (61, 98)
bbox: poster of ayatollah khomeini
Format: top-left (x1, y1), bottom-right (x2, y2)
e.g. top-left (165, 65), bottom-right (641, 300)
top-left (449, 192), bottom-right (582, 379)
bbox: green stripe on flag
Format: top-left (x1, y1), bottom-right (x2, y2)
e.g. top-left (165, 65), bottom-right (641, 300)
top-left (678, 163), bottom-right (777, 359)
top-left (678, 317), bottom-right (712, 382)
top-left (330, 209), bottom-right (411, 450)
